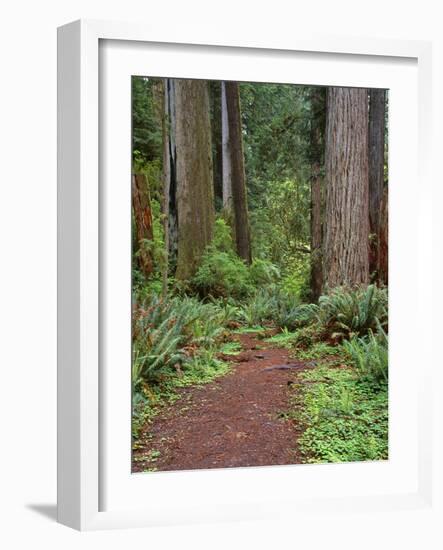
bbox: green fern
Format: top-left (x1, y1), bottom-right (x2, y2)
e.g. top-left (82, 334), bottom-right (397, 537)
top-left (317, 285), bottom-right (387, 340)
top-left (342, 325), bottom-right (388, 384)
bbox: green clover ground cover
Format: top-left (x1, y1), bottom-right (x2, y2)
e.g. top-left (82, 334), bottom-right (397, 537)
top-left (288, 357), bottom-right (388, 463)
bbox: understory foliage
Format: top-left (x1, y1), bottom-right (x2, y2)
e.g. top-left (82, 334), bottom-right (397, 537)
top-left (277, 286), bottom-right (389, 464)
top-left (234, 283), bottom-right (388, 346)
top-left (342, 325), bottom-right (388, 384)
top-left (290, 362), bottom-right (388, 463)
top-left (315, 284), bottom-right (388, 341)
top-left (132, 294), bottom-right (237, 439)
top-left (132, 235), bottom-right (389, 457)
top-left (132, 295), bottom-right (235, 387)
top-left (192, 219), bottom-right (280, 299)
top-left (132, 274), bottom-right (389, 444)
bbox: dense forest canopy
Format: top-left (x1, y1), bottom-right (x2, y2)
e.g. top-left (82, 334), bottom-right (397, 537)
top-left (131, 77), bottom-right (389, 471)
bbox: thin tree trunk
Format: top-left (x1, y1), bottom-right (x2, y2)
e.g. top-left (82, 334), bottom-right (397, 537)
top-left (132, 173), bottom-right (154, 278)
top-left (162, 79), bottom-right (179, 271)
top-left (309, 87), bottom-right (325, 301)
top-left (378, 183), bottom-right (388, 285)
top-left (224, 81), bottom-right (252, 264)
top-left (323, 87), bottom-right (370, 288)
top-left (161, 79), bottom-right (170, 297)
top-left (368, 88), bottom-right (386, 281)
top-left (221, 82), bottom-right (233, 211)
top-left (175, 79), bottom-right (215, 280)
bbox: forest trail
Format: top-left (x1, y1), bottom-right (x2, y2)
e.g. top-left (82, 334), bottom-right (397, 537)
top-left (133, 332), bottom-right (312, 472)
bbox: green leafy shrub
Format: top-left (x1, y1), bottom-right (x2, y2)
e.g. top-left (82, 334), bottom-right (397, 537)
top-left (238, 289), bottom-right (277, 326)
top-left (132, 295), bottom-right (230, 386)
top-left (192, 250), bottom-right (253, 299)
top-left (192, 220), bottom-right (253, 299)
top-left (238, 288), bottom-right (318, 330)
top-left (316, 284), bottom-right (388, 341)
top-left (342, 325), bottom-right (388, 384)
top-left (280, 260), bottom-right (311, 301)
top-left (211, 218), bottom-right (235, 253)
top-left (133, 317), bottom-right (184, 386)
top-left (249, 258), bottom-right (280, 286)
top-left (274, 301), bottom-right (318, 331)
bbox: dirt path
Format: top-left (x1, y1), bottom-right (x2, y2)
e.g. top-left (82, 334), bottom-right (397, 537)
top-left (133, 332), bottom-right (309, 472)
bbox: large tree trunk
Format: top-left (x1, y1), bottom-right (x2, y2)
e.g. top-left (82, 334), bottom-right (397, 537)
top-left (368, 88), bottom-right (386, 281)
top-left (309, 87), bottom-right (326, 301)
top-left (174, 79), bottom-right (215, 280)
top-left (323, 87), bottom-right (370, 288)
top-left (132, 173), bottom-right (154, 278)
top-left (224, 81), bottom-right (252, 264)
top-left (163, 79), bottom-right (178, 270)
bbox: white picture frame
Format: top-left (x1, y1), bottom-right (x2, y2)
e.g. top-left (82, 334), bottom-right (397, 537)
top-left (57, 19), bottom-right (436, 531)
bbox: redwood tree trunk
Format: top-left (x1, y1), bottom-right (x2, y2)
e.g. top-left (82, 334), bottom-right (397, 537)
top-left (309, 87), bottom-right (326, 301)
top-left (209, 81), bottom-right (223, 207)
top-left (132, 173), bottom-right (154, 277)
top-left (161, 79), bottom-right (170, 297)
top-left (225, 81), bottom-right (252, 264)
top-left (163, 79), bottom-right (178, 269)
top-left (174, 79), bottom-right (215, 280)
top-left (323, 87), bottom-right (370, 288)
top-left (221, 82), bottom-right (233, 211)
top-left (368, 88), bottom-right (386, 281)
top-left (378, 183), bottom-right (388, 285)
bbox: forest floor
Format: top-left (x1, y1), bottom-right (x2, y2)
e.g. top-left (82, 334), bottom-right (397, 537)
top-left (132, 331), bottom-right (314, 472)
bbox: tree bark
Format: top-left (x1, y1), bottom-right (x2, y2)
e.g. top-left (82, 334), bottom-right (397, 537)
top-left (209, 81), bottom-right (223, 207)
top-left (309, 87), bottom-right (326, 301)
top-left (132, 173), bottom-right (154, 278)
top-left (161, 79), bottom-right (170, 297)
top-left (221, 82), bottom-right (233, 212)
top-left (225, 81), bottom-right (252, 264)
top-left (163, 79), bottom-right (178, 269)
top-left (174, 79), bottom-right (215, 280)
top-left (378, 183), bottom-right (388, 285)
top-left (368, 88), bottom-right (386, 281)
top-left (323, 87), bottom-right (370, 288)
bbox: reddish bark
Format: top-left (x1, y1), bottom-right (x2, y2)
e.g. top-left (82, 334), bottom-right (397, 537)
top-left (323, 87), bottom-right (370, 288)
top-left (225, 81), bottom-right (252, 264)
top-left (132, 173), bottom-right (154, 277)
top-left (368, 89), bottom-right (386, 281)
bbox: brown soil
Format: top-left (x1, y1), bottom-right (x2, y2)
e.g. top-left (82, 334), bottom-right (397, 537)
top-left (132, 332), bottom-right (310, 472)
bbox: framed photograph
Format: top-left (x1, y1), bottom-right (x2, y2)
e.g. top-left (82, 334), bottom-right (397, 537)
top-left (57, 19), bottom-right (434, 531)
